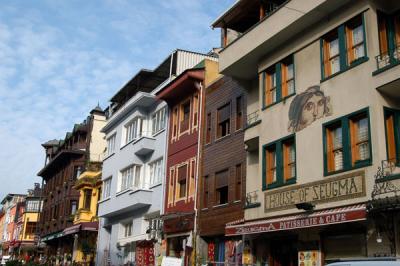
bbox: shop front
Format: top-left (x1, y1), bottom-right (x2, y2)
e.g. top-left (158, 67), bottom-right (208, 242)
top-left (163, 213), bottom-right (194, 266)
top-left (226, 204), bottom-right (367, 265)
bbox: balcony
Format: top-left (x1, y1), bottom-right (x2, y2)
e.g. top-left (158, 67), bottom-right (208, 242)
top-left (98, 189), bottom-right (153, 218)
top-left (215, 0), bottom-right (352, 79)
top-left (133, 134), bottom-right (156, 157)
top-left (373, 46), bottom-right (400, 100)
top-left (245, 110), bottom-right (260, 129)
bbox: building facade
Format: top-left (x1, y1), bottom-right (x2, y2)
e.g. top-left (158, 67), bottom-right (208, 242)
top-left (197, 75), bottom-right (247, 264)
top-left (213, 0), bottom-right (400, 265)
top-left (96, 50), bottom-right (215, 266)
top-left (156, 59), bottom-right (219, 266)
top-left (0, 194), bottom-right (26, 258)
top-left (37, 106), bottom-right (106, 264)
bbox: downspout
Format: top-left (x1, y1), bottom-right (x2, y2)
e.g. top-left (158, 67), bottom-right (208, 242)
top-left (194, 80), bottom-right (205, 266)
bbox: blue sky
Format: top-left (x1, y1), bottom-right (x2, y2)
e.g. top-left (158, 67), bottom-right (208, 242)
top-left (0, 0), bottom-right (233, 201)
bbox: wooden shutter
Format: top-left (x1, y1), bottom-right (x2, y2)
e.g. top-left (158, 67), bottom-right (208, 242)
top-left (189, 159), bottom-right (196, 198)
top-left (178, 164), bottom-right (188, 182)
top-left (349, 119), bottom-right (358, 165)
top-left (386, 113), bottom-right (396, 161)
top-left (266, 148), bottom-right (276, 185)
top-left (326, 128), bottom-right (334, 172)
top-left (346, 26), bottom-right (355, 63)
top-left (378, 15), bottom-right (388, 55)
top-left (218, 103), bottom-right (230, 122)
top-left (395, 15), bottom-right (400, 46)
top-left (168, 167), bottom-right (175, 206)
top-left (323, 39), bottom-right (331, 76)
top-left (215, 170), bottom-right (229, 189)
top-left (265, 73), bottom-right (272, 105)
top-left (283, 141), bottom-right (294, 181)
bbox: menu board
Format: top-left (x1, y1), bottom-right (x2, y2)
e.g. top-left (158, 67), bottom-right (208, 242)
top-left (298, 250), bottom-right (320, 266)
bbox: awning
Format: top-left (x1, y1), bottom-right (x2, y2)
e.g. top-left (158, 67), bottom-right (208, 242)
top-left (63, 222), bottom-right (98, 236)
top-left (63, 224), bottom-right (81, 236)
top-left (226, 204), bottom-right (366, 236)
top-left (40, 231), bottom-right (64, 242)
top-left (81, 222), bottom-right (98, 231)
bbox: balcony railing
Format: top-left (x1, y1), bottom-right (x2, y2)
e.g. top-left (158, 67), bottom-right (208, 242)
top-left (375, 45), bottom-right (400, 72)
top-left (245, 110), bottom-right (260, 129)
top-left (371, 159), bottom-right (400, 199)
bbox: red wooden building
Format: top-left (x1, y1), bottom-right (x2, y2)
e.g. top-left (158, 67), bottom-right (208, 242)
top-left (157, 59), bottom-right (218, 265)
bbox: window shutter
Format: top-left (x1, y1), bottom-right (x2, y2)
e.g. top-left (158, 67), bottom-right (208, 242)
top-left (386, 113), bottom-right (396, 161)
top-left (346, 26), bottom-right (355, 63)
top-left (323, 40), bottom-right (331, 76)
top-left (178, 164), bottom-right (188, 182)
top-left (215, 170), bottom-right (229, 189)
top-left (218, 104), bottom-right (230, 122)
top-left (378, 16), bottom-right (388, 55)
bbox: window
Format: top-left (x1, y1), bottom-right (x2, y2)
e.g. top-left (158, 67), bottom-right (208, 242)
top-left (384, 108), bottom-right (400, 164)
top-left (324, 109), bottom-right (371, 175)
top-left (264, 67), bottom-right (277, 106)
top-left (120, 165), bottom-right (142, 191)
top-left (215, 170), bottom-right (229, 205)
top-left (70, 201), bottom-right (77, 215)
top-left (125, 117), bottom-right (143, 144)
top-left (263, 136), bottom-right (296, 190)
top-left (203, 175), bottom-right (209, 208)
top-left (172, 107), bottom-right (178, 140)
top-left (262, 55), bottom-right (295, 107)
top-left (321, 14), bottom-right (367, 79)
top-left (73, 166), bottom-right (82, 180)
top-left (106, 134), bottom-right (116, 156)
top-left (180, 100), bottom-right (191, 133)
top-left (152, 108), bottom-right (166, 135)
top-left (177, 164), bottom-right (188, 198)
top-left (206, 113), bottom-right (212, 143)
top-left (236, 96), bottom-right (243, 130)
top-left (217, 103), bottom-right (231, 138)
top-left (192, 94), bottom-right (199, 128)
top-left (322, 31), bottom-right (340, 76)
top-left (102, 177), bottom-right (111, 199)
top-left (26, 200), bottom-right (40, 212)
top-left (83, 189), bottom-right (92, 210)
top-left (376, 12), bottom-right (400, 70)
top-left (149, 158), bottom-right (163, 185)
top-left (346, 16), bottom-right (365, 64)
top-left (123, 221), bottom-right (132, 237)
top-left (235, 164), bottom-right (242, 201)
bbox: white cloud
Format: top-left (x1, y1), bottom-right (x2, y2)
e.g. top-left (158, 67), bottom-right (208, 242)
top-left (0, 0), bottom-right (234, 200)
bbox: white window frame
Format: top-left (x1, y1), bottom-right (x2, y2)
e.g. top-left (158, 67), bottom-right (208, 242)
top-left (119, 164), bottom-right (142, 192)
top-left (152, 107), bottom-right (166, 135)
top-left (106, 134), bottom-right (116, 156)
top-left (102, 177), bottom-right (112, 199)
top-left (124, 117), bottom-right (143, 144)
top-left (149, 158), bottom-right (163, 186)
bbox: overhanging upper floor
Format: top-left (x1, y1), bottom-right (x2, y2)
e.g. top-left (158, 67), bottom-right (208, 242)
top-left (214, 0), bottom-right (353, 80)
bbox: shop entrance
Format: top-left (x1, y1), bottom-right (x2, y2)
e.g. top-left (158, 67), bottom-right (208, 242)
top-left (270, 239), bottom-right (297, 266)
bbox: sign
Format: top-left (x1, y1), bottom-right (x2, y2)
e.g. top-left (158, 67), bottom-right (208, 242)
top-left (225, 204), bottom-right (366, 236)
top-left (298, 250), bottom-right (320, 266)
top-left (265, 171), bottom-right (365, 211)
top-left (161, 257), bottom-right (182, 266)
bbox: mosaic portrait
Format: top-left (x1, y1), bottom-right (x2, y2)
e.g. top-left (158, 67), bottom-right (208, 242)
top-left (288, 85), bottom-right (332, 133)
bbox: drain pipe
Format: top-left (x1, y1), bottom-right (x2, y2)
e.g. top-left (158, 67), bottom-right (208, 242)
top-left (194, 80), bottom-right (204, 266)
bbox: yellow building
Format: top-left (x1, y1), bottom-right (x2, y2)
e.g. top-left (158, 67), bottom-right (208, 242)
top-left (68, 163), bottom-right (102, 264)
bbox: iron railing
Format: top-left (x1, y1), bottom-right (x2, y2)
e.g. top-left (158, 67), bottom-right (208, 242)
top-left (375, 45), bottom-right (400, 71)
top-left (371, 159), bottom-right (400, 199)
top-left (245, 110), bottom-right (260, 128)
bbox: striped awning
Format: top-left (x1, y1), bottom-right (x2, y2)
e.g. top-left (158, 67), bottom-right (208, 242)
top-left (226, 204), bottom-right (366, 236)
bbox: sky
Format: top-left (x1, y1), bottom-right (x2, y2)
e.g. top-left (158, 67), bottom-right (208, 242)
top-left (0, 0), bottom-right (233, 202)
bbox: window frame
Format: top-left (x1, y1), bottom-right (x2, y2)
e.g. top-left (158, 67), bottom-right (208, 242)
top-left (179, 99), bottom-right (191, 134)
top-left (102, 177), bottom-right (112, 200)
top-left (215, 169), bottom-right (229, 205)
top-left (152, 107), bottom-right (166, 135)
top-left (320, 13), bottom-right (368, 80)
top-left (119, 164), bottom-right (142, 192)
top-left (149, 157), bottom-right (164, 186)
top-left (261, 55), bottom-right (295, 109)
top-left (216, 102), bottom-right (231, 139)
top-left (206, 112), bottom-right (212, 144)
top-left (262, 135), bottom-right (296, 190)
top-left (323, 107), bottom-right (372, 176)
top-left (106, 133), bottom-right (116, 156)
top-left (83, 189), bottom-right (92, 210)
top-left (235, 95), bottom-right (244, 131)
